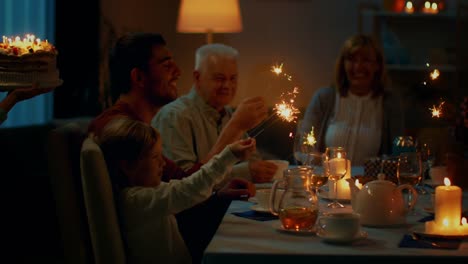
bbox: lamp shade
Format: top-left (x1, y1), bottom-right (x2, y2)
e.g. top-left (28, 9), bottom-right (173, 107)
top-left (177, 0), bottom-right (243, 33)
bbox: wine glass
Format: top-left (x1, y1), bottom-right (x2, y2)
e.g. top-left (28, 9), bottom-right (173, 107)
top-left (293, 130), bottom-right (315, 165)
top-left (397, 152), bottom-right (422, 214)
top-left (324, 147), bottom-right (347, 209)
top-left (416, 142), bottom-right (434, 194)
top-left (306, 152), bottom-right (328, 197)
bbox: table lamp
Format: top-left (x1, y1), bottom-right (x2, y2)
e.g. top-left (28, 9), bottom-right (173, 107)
top-left (177, 0), bottom-right (243, 44)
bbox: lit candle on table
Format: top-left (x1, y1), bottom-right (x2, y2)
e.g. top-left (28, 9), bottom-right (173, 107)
top-left (435, 178), bottom-right (461, 228)
top-left (424, 177), bottom-right (468, 235)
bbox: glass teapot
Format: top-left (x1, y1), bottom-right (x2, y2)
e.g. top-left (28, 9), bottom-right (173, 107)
top-left (270, 166), bottom-right (318, 231)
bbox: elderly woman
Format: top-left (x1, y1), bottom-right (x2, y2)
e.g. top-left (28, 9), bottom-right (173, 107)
top-left (301, 34), bottom-right (404, 165)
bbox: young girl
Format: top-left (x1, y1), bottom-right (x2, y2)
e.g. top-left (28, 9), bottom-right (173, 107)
top-left (96, 118), bottom-right (256, 264)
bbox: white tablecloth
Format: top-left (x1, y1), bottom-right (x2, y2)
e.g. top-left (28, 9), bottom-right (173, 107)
top-left (203, 187), bottom-right (468, 264)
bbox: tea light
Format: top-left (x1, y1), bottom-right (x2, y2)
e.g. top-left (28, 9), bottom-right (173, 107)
top-left (354, 179), bottom-right (363, 190)
top-left (424, 177), bottom-right (468, 235)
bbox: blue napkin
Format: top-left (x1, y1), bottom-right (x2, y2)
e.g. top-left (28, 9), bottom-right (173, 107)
top-left (399, 234), bottom-right (461, 250)
top-left (232, 210), bottom-right (278, 221)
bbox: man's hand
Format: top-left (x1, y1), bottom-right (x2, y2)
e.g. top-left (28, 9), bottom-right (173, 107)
top-left (217, 178), bottom-right (256, 200)
top-left (229, 96), bottom-right (268, 131)
top-left (248, 160), bottom-right (278, 183)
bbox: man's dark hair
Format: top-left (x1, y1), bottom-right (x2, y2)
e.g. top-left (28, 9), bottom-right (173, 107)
top-left (109, 33), bottom-right (166, 102)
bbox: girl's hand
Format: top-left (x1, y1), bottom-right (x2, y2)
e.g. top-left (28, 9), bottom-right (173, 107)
top-left (229, 138), bottom-right (256, 161)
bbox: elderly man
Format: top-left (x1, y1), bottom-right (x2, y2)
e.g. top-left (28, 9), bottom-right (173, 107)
top-left (152, 43), bottom-right (278, 183)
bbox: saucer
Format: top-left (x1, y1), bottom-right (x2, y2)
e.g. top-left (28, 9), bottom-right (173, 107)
top-left (272, 222), bottom-right (316, 235)
top-left (317, 230), bottom-right (368, 244)
top-left (411, 225), bottom-right (468, 240)
top-left (250, 204), bottom-right (271, 214)
top-left (317, 189), bottom-right (350, 203)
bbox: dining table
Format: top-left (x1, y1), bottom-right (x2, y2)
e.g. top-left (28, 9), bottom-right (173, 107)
top-left (202, 167), bottom-right (468, 264)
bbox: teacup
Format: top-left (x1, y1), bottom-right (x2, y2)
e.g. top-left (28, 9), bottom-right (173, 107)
top-left (266, 160), bottom-right (289, 180)
top-left (255, 188), bottom-right (284, 210)
top-left (317, 212), bottom-right (360, 240)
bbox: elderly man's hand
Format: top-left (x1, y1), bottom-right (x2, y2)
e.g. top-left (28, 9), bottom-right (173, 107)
top-left (230, 96), bottom-right (268, 131)
top-left (217, 178), bottom-right (256, 200)
top-left (248, 160), bottom-right (278, 183)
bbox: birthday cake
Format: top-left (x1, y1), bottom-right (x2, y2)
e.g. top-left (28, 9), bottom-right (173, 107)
top-left (0, 35), bottom-right (62, 90)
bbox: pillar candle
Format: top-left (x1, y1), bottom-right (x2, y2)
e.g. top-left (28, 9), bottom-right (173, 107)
top-left (435, 178), bottom-right (462, 227)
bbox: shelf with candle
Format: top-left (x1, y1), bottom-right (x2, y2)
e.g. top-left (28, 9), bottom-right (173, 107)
top-left (424, 177), bottom-right (468, 236)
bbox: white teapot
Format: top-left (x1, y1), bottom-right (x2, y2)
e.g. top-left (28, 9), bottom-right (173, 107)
top-left (347, 174), bottom-right (418, 227)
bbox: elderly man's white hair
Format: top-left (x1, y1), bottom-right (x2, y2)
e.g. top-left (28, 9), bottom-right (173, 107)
top-left (195, 43), bottom-right (239, 71)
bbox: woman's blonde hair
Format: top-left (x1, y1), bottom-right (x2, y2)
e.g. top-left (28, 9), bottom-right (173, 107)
top-left (334, 34), bottom-right (387, 98)
top-left (96, 118), bottom-right (160, 187)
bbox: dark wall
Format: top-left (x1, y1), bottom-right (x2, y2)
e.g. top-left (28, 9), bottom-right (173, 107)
top-left (54, 0), bottom-right (100, 118)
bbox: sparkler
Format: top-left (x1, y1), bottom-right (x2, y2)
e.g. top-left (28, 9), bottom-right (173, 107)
top-left (423, 63), bottom-right (445, 119)
top-left (249, 63), bottom-right (300, 138)
top-left (429, 101), bottom-right (445, 118)
top-left (306, 126), bottom-right (317, 147)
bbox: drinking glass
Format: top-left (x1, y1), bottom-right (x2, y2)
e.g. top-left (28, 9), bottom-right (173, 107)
top-left (324, 147), bottom-right (347, 209)
top-left (397, 152), bottom-right (422, 214)
top-left (306, 152), bottom-right (328, 199)
top-left (416, 142), bottom-right (434, 194)
top-left (293, 130), bottom-right (315, 165)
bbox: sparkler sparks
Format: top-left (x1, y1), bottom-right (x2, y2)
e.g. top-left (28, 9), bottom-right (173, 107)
top-left (274, 87), bottom-right (300, 123)
top-left (429, 101), bottom-right (445, 118)
top-left (271, 63), bottom-right (283, 75)
top-left (306, 127), bottom-right (317, 147)
top-left (249, 63), bottom-right (301, 138)
top-left (430, 69), bottom-right (440, 80)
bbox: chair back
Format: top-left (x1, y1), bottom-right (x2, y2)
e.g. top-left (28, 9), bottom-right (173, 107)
top-left (47, 122), bottom-right (93, 264)
top-left (80, 137), bottom-right (126, 264)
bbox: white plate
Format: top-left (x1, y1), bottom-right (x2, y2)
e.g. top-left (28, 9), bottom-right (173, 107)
top-left (0, 79), bottom-right (63, 91)
top-left (272, 222), bottom-right (316, 235)
top-left (317, 190), bottom-right (351, 203)
top-left (250, 204), bottom-right (271, 214)
top-left (317, 230), bottom-right (368, 244)
top-left (411, 225), bottom-right (468, 240)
